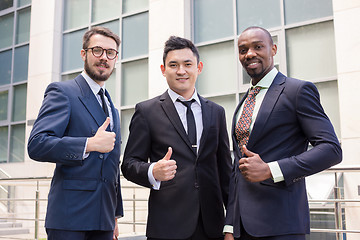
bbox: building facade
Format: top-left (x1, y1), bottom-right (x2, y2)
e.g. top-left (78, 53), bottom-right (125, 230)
top-left (0, 0), bottom-right (359, 239)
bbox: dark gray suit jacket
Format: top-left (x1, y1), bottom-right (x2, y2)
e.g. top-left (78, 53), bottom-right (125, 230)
top-left (121, 91), bottom-right (232, 239)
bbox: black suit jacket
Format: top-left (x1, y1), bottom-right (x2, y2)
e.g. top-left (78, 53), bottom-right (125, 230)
top-left (28, 75), bottom-right (123, 231)
top-left (225, 72), bottom-right (342, 238)
top-left (121, 91), bottom-right (232, 239)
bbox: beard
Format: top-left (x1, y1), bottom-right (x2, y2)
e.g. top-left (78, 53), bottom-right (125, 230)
top-left (84, 57), bottom-right (114, 82)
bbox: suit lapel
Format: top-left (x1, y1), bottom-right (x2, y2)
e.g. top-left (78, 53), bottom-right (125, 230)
top-left (76, 75), bottom-right (107, 128)
top-left (232, 92), bottom-right (248, 159)
top-left (160, 92), bottom-right (196, 155)
top-left (198, 95), bottom-right (211, 156)
top-left (247, 72), bottom-right (286, 149)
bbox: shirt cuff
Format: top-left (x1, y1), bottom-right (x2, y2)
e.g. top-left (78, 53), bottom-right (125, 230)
top-left (223, 225), bottom-right (233, 234)
top-left (268, 161), bottom-right (284, 183)
top-left (148, 163), bottom-right (161, 190)
top-left (83, 138), bottom-right (89, 159)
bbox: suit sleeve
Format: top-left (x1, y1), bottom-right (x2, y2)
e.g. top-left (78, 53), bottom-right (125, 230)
top-left (278, 81), bottom-right (342, 185)
top-left (28, 83), bottom-right (87, 166)
top-left (121, 103), bottom-right (153, 188)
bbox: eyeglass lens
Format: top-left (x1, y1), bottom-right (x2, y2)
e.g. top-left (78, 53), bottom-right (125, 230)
top-left (92, 47), bottom-right (117, 59)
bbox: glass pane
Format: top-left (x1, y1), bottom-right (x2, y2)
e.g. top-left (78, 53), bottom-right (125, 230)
top-left (92, 0), bottom-right (120, 23)
top-left (122, 0), bottom-right (148, 14)
top-left (236, 0), bottom-right (281, 34)
top-left (120, 108), bottom-right (135, 154)
top-left (16, 7), bottom-right (31, 44)
top-left (314, 81), bottom-right (340, 138)
top-left (0, 13), bottom-right (14, 49)
top-left (286, 21), bottom-right (337, 81)
top-left (0, 0), bottom-right (13, 11)
top-left (0, 50), bottom-right (12, 85)
top-left (284, 0), bottom-right (333, 25)
top-left (61, 72), bottom-right (80, 82)
top-left (194, 0), bottom-right (233, 43)
top-left (0, 90), bottom-right (9, 121)
top-left (98, 20), bottom-right (120, 36)
top-left (105, 70), bottom-right (116, 102)
top-left (122, 12), bottom-right (148, 59)
top-left (121, 59), bottom-right (148, 106)
top-left (62, 29), bottom-right (86, 72)
top-left (12, 84), bottom-right (27, 121)
top-left (63, 0), bottom-right (89, 30)
top-left (197, 41), bottom-right (236, 95)
top-left (18, 0), bottom-right (31, 7)
top-left (9, 123), bottom-right (25, 162)
top-left (0, 126), bottom-right (8, 163)
top-left (13, 45), bottom-right (29, 82)
top-left (206, 94), bottom-right (236, 142)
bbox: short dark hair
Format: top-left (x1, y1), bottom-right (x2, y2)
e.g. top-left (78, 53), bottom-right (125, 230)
top-left (83, 26), bottom-right (121, 49)
top-left (163, 36), bottom-right (200, 65)
top-left (242, 26), bottom-right (274, 45)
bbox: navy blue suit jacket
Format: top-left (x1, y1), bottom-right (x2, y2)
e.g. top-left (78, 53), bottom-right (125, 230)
top-left (28, 75), bottom-right (123, 231)
top-left (121, 91), bottom-right (232, 239)
top-left (225, 72), bottom-right (342, 237)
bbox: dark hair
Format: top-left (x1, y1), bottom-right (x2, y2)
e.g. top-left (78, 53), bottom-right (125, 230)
top-left (242, 26), bottom-right (274, 45)
top-left (163, 36), bottom-right (200, 65)
top-left (83, 26), bottom-right (121, 49)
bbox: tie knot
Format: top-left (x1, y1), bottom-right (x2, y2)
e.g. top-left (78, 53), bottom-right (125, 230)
top-left (177, 99), bottom-right (196, 108)
top-left (249, 86), bottom-right (261, 97)
top-left (98, 88), bottom-right (105, 96)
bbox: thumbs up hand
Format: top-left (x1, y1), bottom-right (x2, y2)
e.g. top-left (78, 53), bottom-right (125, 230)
top-left (153, 147), bottom-right (177, 181)
top-left (86, 118), bottom-right (116, 153)
top-left (238, 145), bottom-right (271, 182)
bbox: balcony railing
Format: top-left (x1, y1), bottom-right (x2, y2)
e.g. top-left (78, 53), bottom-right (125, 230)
top-left (0, 166), bottom-right (359, 240)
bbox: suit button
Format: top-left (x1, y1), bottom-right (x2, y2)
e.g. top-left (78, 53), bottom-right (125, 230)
top-left (99, 154), bottom-right (104, 159)
top-left (91, 129), bottom-right (96, 135)
top-left (194, 182), bottom-right (199, 189)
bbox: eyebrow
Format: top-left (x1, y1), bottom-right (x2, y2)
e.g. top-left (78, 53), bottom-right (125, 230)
top-left (168, 59), bottom-right (193, 64)
top-left (238, 40), bottom-right (264, 48)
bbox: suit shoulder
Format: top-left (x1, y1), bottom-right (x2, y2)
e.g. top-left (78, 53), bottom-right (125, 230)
top-left (200, 96), bottom-right (225, 111)
top-left (135, 94), bottom-right (164, 108)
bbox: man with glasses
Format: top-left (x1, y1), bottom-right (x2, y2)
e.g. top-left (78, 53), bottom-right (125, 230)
top-left (28, 26), bottom-right (123, 240)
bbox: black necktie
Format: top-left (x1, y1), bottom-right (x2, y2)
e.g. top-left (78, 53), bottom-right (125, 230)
top-left (178, 99), bottom-right (197, 149)
top-left (98, 88), bottom-right (109, 117)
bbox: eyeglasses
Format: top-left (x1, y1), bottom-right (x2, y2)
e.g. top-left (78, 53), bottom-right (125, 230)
top-left (85, 46), bottom-right (118, 60)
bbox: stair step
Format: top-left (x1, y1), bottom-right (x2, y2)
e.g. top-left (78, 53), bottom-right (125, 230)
top-left (0, 227), bottom-right (30, 236)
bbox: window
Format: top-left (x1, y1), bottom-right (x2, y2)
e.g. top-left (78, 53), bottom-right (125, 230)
top-left (61, 0), bottom-right (149, 154)
top-left (0, 0), bottom-right (30, 163)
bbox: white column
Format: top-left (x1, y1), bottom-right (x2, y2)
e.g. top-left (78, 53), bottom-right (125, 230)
top-left (23, 0), bottom-right (61, 174)
top-left (333, 0), bottom-right (360, 238)
top-left (148, 0), bottom-right (191, 98)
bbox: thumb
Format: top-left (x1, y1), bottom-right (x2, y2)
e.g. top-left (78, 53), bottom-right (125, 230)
top-left (163, 147), bottom-right (172, 160)
top-left (242, 145), bottom-right (254, 157)
top-left (99, 117), bottom-right (110, 131)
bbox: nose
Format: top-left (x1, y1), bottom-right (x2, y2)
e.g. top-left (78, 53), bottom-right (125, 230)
top-left (245, 48), bottom-right (256, 59)
top-left (176, 65), bottom-right (186, 75)
top-left (99, 51), bottom-right (108, 61)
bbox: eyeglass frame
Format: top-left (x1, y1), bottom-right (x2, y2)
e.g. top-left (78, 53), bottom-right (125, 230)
top-left (84, 46), bottom-right (119, 60)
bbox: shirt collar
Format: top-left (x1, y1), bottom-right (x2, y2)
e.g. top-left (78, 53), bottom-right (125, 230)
top-left (252, 67), bottom-right (278, 89)
top-left (167, 88), bottom-right (201, 106)
top-left (81, 71), bottom-right (106, 96)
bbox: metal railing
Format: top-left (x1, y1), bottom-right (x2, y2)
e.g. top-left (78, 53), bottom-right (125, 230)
top-left (0, 166), bottom-right (359, 240)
